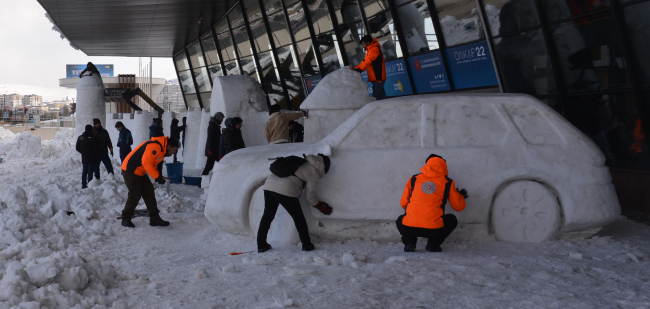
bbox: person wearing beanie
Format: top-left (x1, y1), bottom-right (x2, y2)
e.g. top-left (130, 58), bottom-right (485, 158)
top-left (114, 121), bottom-right (133, 163)
top-left (202, 112), bottom-right (225, 176)
top-left (221, 117), bottom-right (246, 157)
top-left (76, 124), bottom-right (101, 189)
top-left (170, 117), bottom-right (186, 162)
top-left (265, 104), bottom-right (307, 144)
top-left (92, 118), bottom-right (115, 178)
top-left (396, 154), bottom-right (468, 252)
top-left (149, 118), bottom-right (164, 139)
top-left (257, 153), bottom-right (333, 253)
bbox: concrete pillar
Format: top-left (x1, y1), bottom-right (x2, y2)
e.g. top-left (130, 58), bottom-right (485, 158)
top-left (195, 108), bottom-right (210, 169)
top-left (74, 74), bottom-right (106, 137)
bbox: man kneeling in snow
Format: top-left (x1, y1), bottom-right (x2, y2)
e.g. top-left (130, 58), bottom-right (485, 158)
top-left (120, 136), bottom-right (180, 228)
top-left (396, 154), bottom-right (468, 252)
top-left (257, 154), bottom-right (333, 252)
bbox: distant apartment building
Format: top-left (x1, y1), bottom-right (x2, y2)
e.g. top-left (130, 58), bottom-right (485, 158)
top-left (0, 94), bottom-right (24, 109)
top-left (159, 80), bottom-right (185, 115)
top-left (22, 94), bottom-right (43, 106)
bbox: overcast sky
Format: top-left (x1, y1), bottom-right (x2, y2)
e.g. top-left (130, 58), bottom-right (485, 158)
top-left (0, 0), bottom-right (178, 101)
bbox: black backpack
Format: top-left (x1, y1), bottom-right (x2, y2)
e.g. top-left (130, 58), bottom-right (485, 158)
top-left (269, 155), bottom-right (307, 178)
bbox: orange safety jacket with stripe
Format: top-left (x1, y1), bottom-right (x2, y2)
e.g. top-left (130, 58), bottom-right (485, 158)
top-left (400, 157), bottom-right (466, 229)
top-left (354, 38), bottom-right (386, 82)
top-left (121, 136), bottom-right (168, 179)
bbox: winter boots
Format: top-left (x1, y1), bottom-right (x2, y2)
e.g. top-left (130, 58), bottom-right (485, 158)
top-left (121, 218), bottom-right (135, 228)
top-left (425, 246), bottom-right (442, 252)
top-left (302, 243), bottom-right (315, 252)
top-left (258, 243), bottom-right (272, 253)
top-left (402, 237), bottom-right (416, 252)
top-left (149, 214), bottom-right (170, 227)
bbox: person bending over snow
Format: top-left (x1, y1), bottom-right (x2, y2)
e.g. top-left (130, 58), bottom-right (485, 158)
top-left (396, 154), bottom-right (468, 252)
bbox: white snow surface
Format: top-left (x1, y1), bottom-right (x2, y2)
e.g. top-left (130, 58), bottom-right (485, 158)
top-left (301, 68), bottom-right (375, 110)
top-left (0, 128), bottom-right (15, 141)
top-left (0, 123), bottom-right (649, 308)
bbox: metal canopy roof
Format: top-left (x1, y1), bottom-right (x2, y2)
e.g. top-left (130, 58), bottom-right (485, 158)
top-left (37, 0), bottom-right (236, 57)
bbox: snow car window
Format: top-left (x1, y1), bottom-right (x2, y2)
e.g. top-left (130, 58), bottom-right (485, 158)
top-left (339, 103), bottom-right (422, 149)
top-left (435, 102), bottom-right (507, 146)
top-left (505, 104), bottom-right (562, 145)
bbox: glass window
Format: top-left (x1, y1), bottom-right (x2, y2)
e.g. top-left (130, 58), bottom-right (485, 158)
top-left (551, 13), bottom-right (630, 93)
top-left (284, 0), bottom-right (301, 6)
top-left (564, 92), bottom-right (650, 168)
top-left (250, 19), bottom-right (272, 52)
top-left (187, 41), bottom-right (205, 68)
top-left (179, 70), bottom-right (196, 94)
top-left (362, 0), bottom-right (390, 18)
top-left (542, 0), bottom-right (610, 22)
top-left (624, 1), bottom-right (650, 87)
top-left (396, 0), bottom-right (439, 55)
top-left (340, 22), bottom-right (368, 67)
top-left (279, 48), bottom-right (306, 109)
top-left (193, 67), bottom-right (212, 92)
top-left (259, 54), bottom-right (287, 106)
top-left (233, 26), bottom-right (253, 57)
top-left (217, 31), bottom-right (236, 62)
top-left (295, 39), bottom-right (320, 76)
top-left (494, 29), bottom-right (557, 95)
top-left (368, 11), bottom-right (401, 61)
top-left (245, 0), bottom-right (263, 21)
top-left (268, 11), bottom-right (293, 47)
top-left (208, 64), bottom-right (224, 80)
top-left (184, 94), bottom-right (200, 108)
top-left (200, 92), bottom-right (212, 108)
top-left (484, 0), bottom-right (539, 36)
top-left (434, 0), bottom-right (482, 46)
top-left (264, 0), bottom-right (283, 14)
top-left (332, 0), bottom-right (363, 25)
top-left (287, 2), bottom-right (310, 41)
top-left (315, 31), bottom-right (344, 74)
top-left (225, 60), bottom-right (241, 75)
top-left (174, 52), bottom-right (190, 71)
top-left (229, 6), bottom-right (245, 28)
top-left (215, 19), bottom-right (230, 34)
top-left (201, 33), bottom-right (220, 65)
top-left (436, 102), bottom-right (507, 146)
top-left (309, 0), bottom-right (335, 36)
top-left (240, 55), bottom-right (261, 82)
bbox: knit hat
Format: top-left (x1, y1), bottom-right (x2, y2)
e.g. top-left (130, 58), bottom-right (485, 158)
top-left (92, 118), bottom-right (101, 125)
top-left (85, 124), bottom-right (93, 133)
top-left (153, 118), bottom-right (163, 125)
top-left (318, 154), bottom-right (331, 174)
top-left (214, 112), bottom-right (225, 121)
top-left (231, 117), bottom-right (243, 126)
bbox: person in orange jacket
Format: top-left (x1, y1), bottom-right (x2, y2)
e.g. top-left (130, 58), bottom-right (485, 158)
top-left (396, 154), bottom-right (468, 252)
top-left (120, 136), bottom-right (180, 228)
top-left (352, 35), bottom-right (387, 100)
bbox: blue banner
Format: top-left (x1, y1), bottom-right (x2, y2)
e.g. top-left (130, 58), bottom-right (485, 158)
top-left (407, 51), bottom-right (451, 93)
top-left (361, 59), bottom-right (413, 97)
top-left (66, 64), bottom-right (114, 78)
top-left (444, 41), bottom-right (498, 89)
top-left (303, 75), bottom-right (323, 94)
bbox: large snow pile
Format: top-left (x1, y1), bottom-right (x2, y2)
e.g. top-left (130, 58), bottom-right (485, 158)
top-left (0, 127), bottom-right (15, 141)
top-left (0, 132), bottom-right (42, 160)
top-left (301, 68), bottom-right (375, 110)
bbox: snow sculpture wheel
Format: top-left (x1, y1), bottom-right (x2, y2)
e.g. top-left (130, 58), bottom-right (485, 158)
top-left (491, 180), bottom-right (561, 243)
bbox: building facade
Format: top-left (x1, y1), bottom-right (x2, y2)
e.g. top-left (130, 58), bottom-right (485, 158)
top-left (159, 80), bottom-right (186, 115)
top-left (22, 94), bottom-right (43, 106)
top-left (1, 94), bottom-right (24, 109)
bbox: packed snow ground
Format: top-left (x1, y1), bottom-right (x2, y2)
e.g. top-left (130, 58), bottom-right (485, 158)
top-left (1, 127), bottom-right (649, 308)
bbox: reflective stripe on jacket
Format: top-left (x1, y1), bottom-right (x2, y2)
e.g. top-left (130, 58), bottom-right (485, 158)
top-left (121, 136), bottom-right (168, 179)
top-left (354, 38), bottom-right (386, 82)
top-left (400, 157), bottom-right (466, 229)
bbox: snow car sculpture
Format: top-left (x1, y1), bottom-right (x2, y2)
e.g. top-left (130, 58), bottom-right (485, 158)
top-left (204, 94), bottom-right (620, 244)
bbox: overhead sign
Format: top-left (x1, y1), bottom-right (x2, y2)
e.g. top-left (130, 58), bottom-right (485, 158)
top-left (444, 41), bottom-right (498, 89)
top-left (304, 75), bottom-right (323, 94)
top-left (66, 64), bottom-right (114, 78)
top-left (407, 51), bottom-right (451, 93)
top-left (362, 59), bottom-right (413, 97)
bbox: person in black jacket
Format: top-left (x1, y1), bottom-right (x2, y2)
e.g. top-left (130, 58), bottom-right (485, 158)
top-left (76, 125), bottom-right (101, 189)
top-left (221, 117), bottom-right (245, 158)
top-left (114, 121), bottom-right (133, 163)
top-left (170, 117), bottom-right (186, 162)
top-left (92, 118), bottom-right (115, 178)
top-left (202, 112), bottom-right (225, 175)
top-left (288, 120), bottom-right (304, 143)
top-left (149, 118), bottom-right (164, 139)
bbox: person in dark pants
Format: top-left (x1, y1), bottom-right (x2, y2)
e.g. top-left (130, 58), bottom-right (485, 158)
top-left (257, 154), bottom-right (333, 252)
top-left (75, 125), bottom-right (101, 189)
top-left (352, 35), bottom-right (387, 100)
top-left (170, 117), bottom-right (187, 162)
top-left (92, 118), bottom-right (114, 178)
top-left (221, 117), bottom-right (246, 158)
top-left (120, 136), bottom-right (180, 228)
top-left (202, 112), bottom-right (225, 175)
top-left (114, 121), bottom-right (133, 163)
top-left (396, 154), bottom-right (468, 252)
top-left (149, 118), bottom-right (164, 139)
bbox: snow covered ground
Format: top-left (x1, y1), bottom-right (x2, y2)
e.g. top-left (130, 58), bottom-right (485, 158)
top-left (1, 127), bottom-right (649, 308)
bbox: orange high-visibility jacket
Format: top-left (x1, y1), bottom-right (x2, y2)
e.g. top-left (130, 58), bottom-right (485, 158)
top-left (354, 38), bottom-right (386, 82)
top-left (400, 157), bottom-right (466, 229)
top-left (121, 136), bottom-right (168, 179)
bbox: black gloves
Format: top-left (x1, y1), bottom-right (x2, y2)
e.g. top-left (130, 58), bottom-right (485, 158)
top-left (457, 188), bottom-right (468, 199)
top-left (155, 177), bottom-right (166, 185)
top-left (353, 68), bottom-right (362, 73)
top-left (110, 149), bottom-right (114, 158)
top-left (314, 202), bottom-right (332, 215)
